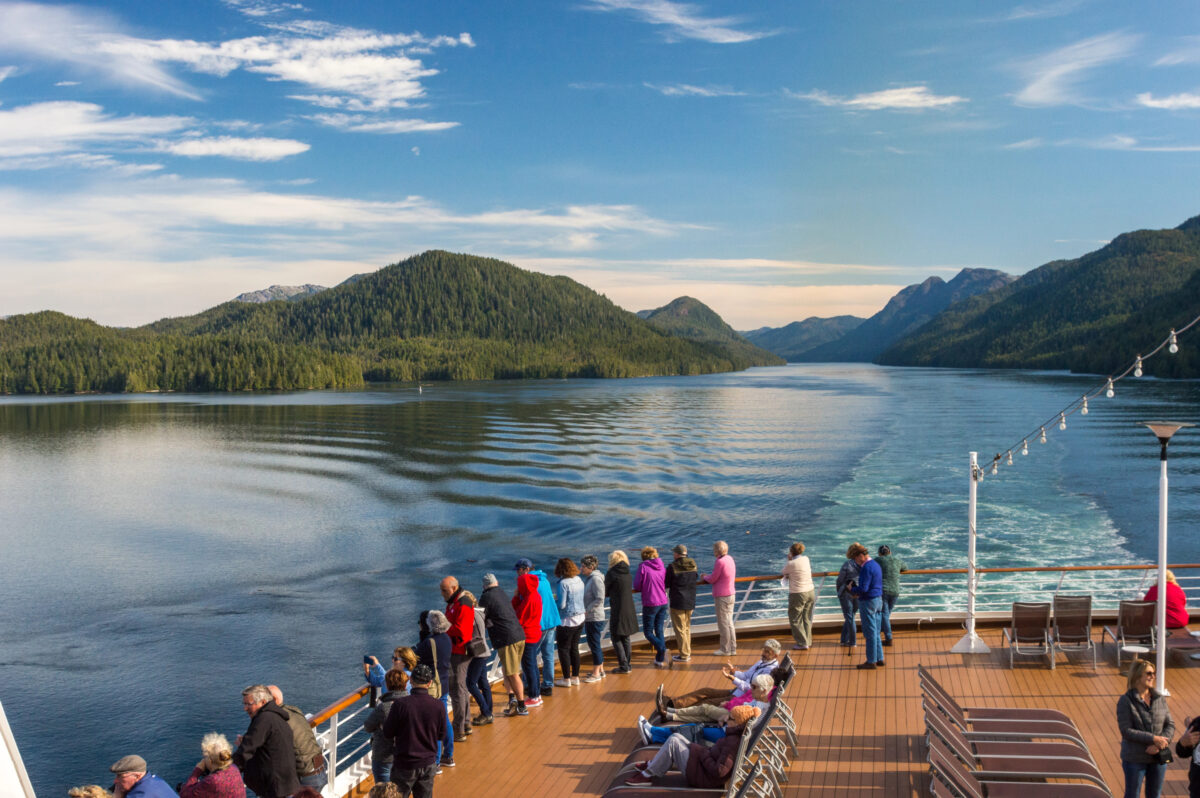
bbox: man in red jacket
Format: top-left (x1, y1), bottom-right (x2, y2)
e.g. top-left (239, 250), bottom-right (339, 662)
top-left (440, 576), bottom-right (476, 742)
top-left (623, 721), bottom-right (746, 787)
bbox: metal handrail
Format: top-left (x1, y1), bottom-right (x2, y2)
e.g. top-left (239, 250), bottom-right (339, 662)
top-left (306, 562), bottom-right (1200, 796)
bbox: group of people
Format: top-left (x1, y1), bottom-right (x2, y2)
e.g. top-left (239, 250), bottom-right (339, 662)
top-left (68, 685), bottom-right (329, 798)
top-left (825, 543), bottom-right (906, 670)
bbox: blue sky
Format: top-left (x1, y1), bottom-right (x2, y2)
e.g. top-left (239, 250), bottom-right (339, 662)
top-left (0, 0), bottom-right (1198, 328)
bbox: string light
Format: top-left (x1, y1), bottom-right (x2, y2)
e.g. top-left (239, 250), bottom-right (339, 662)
top-left (977, 313), bottom-right (1200, 483)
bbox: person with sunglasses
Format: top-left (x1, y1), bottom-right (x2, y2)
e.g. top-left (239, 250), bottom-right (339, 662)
top-left (1118, 658), bottom-right (1176, 798)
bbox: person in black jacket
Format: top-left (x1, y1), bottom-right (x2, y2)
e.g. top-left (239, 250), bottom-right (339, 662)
top-left (383, 664), bottom-right (446, 798)
top-left (232, 684), bottom-right (300, 798)
top-left (1176, 714), bottom-right (1200, 797)
top-left (414, 610), bottom-right (454, 768)
top-left (665, 544), bottom-right (699, 663)
top-left (478, 573), bottom-right (529, 716)
top-left (363, 668), bottom-right (409, 784)
top-left (605, 550), bottom-right (639, 673)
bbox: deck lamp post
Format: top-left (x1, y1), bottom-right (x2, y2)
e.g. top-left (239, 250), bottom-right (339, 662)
top-left (1142, 421), bottom-right (1192, 695)
top-left (952, 452), bottom-right (991, 654)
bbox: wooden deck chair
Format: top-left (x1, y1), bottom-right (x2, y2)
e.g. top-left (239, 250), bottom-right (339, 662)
top-left (927, 730), bottom-right (1112, 798)
top-left (924, 701), bottom-right (1105, 787)
top-left (1053, 595), bottom-right (1097, 669)
top-left (918, 664), bottom-right (1077, 726)
top-left (1100, 600), bottom-right (1156, 668)
top-left (1001, 602), bottom-right (1053, 669)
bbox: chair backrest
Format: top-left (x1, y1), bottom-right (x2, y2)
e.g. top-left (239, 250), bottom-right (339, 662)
top-left (1054, 594), bottom-right (1093, 641)
top-left (777, 653), bottom-right (795, 689)
top-left (1120, 600), bottom-right (1157, 641)
top-left (924, 703), bottom-right (978, 766)
top-left (1011, 602), bottom-right (1051, 643)
top-left (918, 668), bottom-right (967, 726)
top-left (927, 733), bottom-right (984, 798)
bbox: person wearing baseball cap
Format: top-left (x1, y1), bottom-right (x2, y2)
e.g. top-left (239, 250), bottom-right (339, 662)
top-left (383, 663), bottom-right (447, 797)
top-left (110, 755), bottom-right (178, 798)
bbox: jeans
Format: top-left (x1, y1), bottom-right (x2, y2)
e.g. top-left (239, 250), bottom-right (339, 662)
top-left (372, 756), bottom-right (392, 784)
top-left (882, 593), bottom-right (898, 640)
top-left (838, 591), bottom-right (858, 646)
top-left (642, 604), bottom-right (668, 662)
top-left (466, 655), bottom-right (493, 716)
top-left (521, 639), bottom-right (541, 699)
top-left (556, 623), bottom-right (583, 678)
top-left (1122, 759), bottom-right (1167, 798)
top-left (434, 694), bottom-right (453, 763)
top-left (298, 769), bottom-right (327, 791)
top-left (649, 723), bottom-right (724, 744)
top-left (584, 620), bottom-right (606, 665)
top-left (391, 763), bottom-right (437, 798)
top-left (860, 595), bottom-right (883, 664)
top-left (537, 627), bottom-right (557, 688)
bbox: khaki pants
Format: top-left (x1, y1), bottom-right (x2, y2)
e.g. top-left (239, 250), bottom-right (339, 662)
top-left (670, 608), bottom-right (693, 658)
top-left (671, 703), bottom-right (730, 724)
top-left (714, 594), bottom-right (736, 653)
top-left (788, 590), bottom-right (815, 648)
top-left (671, 686), bottom-right (732, 709)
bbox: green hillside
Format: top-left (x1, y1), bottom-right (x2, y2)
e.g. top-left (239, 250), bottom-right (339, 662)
top-left (877, 216), bottom-right (1200, 376)
top-left (1, 251), bottom-right (781, 394)
top-left (639, 296), bottom-right (784, 366)
top-left (742, 316), bottom-right (864, 360)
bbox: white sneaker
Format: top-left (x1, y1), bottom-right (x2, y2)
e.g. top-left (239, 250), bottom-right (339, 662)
top-left (554, 678), bottom-right (571, 687)
top-left (637, 715), bottom-right (652, 746)
top-left (583, 674), bottom-right (602, 683)
top-left (571, 676), bottom-right (581, 686)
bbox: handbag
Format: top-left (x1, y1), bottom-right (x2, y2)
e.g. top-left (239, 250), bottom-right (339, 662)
top-left (467, 638), bottom-right (488, 658)
top-left (1155, 747), bottom-right (1174, 765)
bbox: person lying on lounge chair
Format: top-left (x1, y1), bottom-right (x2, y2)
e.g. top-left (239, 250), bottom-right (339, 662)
top-left (623, 717), bottom-right (748, 787)
top-left (655, 641), bottom-right (781, 713)
top-left (661, 675), bottom-right (773, 725)
top-left (636, 705), bottom-right (761, 746)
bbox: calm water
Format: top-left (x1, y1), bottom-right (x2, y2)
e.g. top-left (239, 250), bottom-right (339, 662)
top-left (1, 364), bottom-right (1198, 794)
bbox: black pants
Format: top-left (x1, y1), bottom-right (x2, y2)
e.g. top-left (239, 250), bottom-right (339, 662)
top-left (392, 763), bottom-right (437, 798)
top-left (556, 624), bottom-right (582, 678)
top-left (612, 634), bottom-right (632, 668)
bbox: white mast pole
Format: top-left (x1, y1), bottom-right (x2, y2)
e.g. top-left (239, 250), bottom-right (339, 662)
top-left (1156, 453), bottom-right (1169, 695)
top-left (953, 451), bottom-right (990, 653)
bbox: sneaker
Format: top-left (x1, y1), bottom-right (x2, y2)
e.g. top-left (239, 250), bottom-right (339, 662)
top-left (856, 661), bottom-right (877, 670)
top-left (876, 660), bottom-right (886, 667)
top-left (792, 645), bottom-right (809, 651)
top-left (654, 660), bottom-right (668, 668)
top-left (541, 685), bottom-right (554, 696)
top-left (671, 654), bottom-right (690, 663)
top-left (503, 703), bottom-right (522, 717)
top-left (435, 767), bottom-right (443, 776)
top-left (625, 771), bottom-right (653, 786)
top-left (441, 757), bottom-right (456, 767)
top-left (613, 666), bottom-right (632, 674)
top-left (637, 715), bottom-right (652, 746)
top-left (633, 761), bottom-right (649, 771)
top-left (583, 674), bottom-right (602, 683)
top-left (515, 702), bottom-right (529, 716)
top-left (454, 733), bottom-right (468, 742)
top-left (472, 714), bottom-right (493, 726)
top-left (571, 677), bottom-right (581, 686)
top-left (525, 696), bottom-right (543, 707)
top-left (554, 678), bottom-right (572, 687)
top-left (600, 670), bottom-right (608, 679)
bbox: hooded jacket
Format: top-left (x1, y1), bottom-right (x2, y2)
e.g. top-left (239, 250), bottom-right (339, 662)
top-left (362, 689), bottom-right (403, 770)
top-left (478, 584), bottom-right (525, 649)
top-left (665, 556), bottom-right (699, 611)
top-left (583, 569), bottom-right (606, 622)
top-left (279, 703), bottom-right (324, 778)
top-left (604, 561), bottom-right (639, 637)
top-left (513, 573), bottom-right (544, 644)
top-left (445, 587), bottom-right (476, 656)
top-left (232, 702), bottom-right (300, 798)
top-left (530, 568), bottom-right (562, 630)
top-left (633, 556), bottom-right (668, 607)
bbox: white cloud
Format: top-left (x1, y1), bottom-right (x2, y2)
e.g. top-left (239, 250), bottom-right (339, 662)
top-left (1001, 0), bottom-right (1084, 22)
top-left (158, 136), bottom-right (310, 161)
top-left (221, 0), bottom-right (307, 18)
top-left (1003, 137), bottom-right (1045, 149)
top-left (1013, 32), bottom-right (1138, 107)
top-left (789, 85), bottom-right (967, 111)
top-left (0, 65), bottom-right (16, 82)
top-left (411, 146), bottom-right (420, 156)
top-left (583, 0), bottom-right (771, 44)
top-left (0, 101), bottom-right (192, 157)
top-left (1136, 92), bottom-right (1200, 110)
top-left (308, 113), bottom-right (459, 134)
top-left (1154, 37), bottom-right (1200, 67)
top-left (1080, 134), bottom-right (1200, 152)
top-left (0, 152), bottom-right (163, 173)
top-left (54, 80), bottom-right (80, 86)
top-left (643, 82), bottom-right (745, 97)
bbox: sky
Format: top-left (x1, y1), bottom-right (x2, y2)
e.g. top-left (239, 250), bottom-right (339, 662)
top-left (0, 0), bottom-right (1198, 329)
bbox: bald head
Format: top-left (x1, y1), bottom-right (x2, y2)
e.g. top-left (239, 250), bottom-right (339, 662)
top-left (440, 576), bottom-right (459, 600)
top-left (267, 685), bottom-right (283, 705)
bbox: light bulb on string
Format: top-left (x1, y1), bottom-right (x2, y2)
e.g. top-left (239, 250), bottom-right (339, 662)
top-left (1021, 439), bottom-right (1029, 456)
top-left (1006, 450), bottom-right (1014, 466)
top-left (1106, 378), bottom-right (1114, 398)
top-left (1170, 330), bottom-right (1179, 354)
top-left (1134, 356), bottom-right (1143, 378)
top-left (1040, 426), bottom-right (1047, 444)
top-left (991, 460), bottom-right (998, 475)
top-left (1059, 412), bottom-right (1067, 431)
top-left (1081, 396), bottom-right (1088, 415)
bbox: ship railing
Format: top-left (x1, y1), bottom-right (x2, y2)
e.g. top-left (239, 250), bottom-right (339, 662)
top-left (306, 561), bottom-right (1200, 797)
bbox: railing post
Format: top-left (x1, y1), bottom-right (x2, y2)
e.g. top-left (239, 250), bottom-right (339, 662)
top-left (953, 452), bottom-right (991, 654)
top-left (327, 710), bottom-right (339, 795)
top-left (735, 580), bottom-right (756, 624)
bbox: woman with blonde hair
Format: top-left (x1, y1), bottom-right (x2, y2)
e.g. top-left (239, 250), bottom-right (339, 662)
top-left (1144, 570), bottom-right (1190, 629)
top-left (180, 732), bottom-right (246, 798)
top-left (605, 550), bottom-right (638, 673)
top-left (1118, 658), bottom-right (1175, 798)
top-left (68, 788), bottom-right (112, 798)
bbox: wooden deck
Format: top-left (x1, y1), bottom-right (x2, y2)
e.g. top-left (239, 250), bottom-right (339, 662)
top-left (357, 622), bottom-right (1200, 796)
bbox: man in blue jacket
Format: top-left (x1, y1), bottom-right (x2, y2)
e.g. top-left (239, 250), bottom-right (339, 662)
top-left (848, 542), bottom-right (884, 670)
top-left (109, 755), bottom-right (178, 798)
top-left (515, 558), bottom-right (560, 695)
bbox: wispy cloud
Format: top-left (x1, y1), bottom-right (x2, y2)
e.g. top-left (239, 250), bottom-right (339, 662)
top-left (0, 101), bottom-right (192, 158)
top-left (1013, 32), bottom-right (1138, 107)
top-left (1001, 0), bottom-right (1084, 22)
top-left (1136, 92), bottom-right (1200, 110)
top-left (788, 85), bottom-right (967, 111)
top-left (221, 0), bottom-right (307, 18)
top-left (1154, 37), bottom-right (1200, 67)
top-left (158, 136), bottom-right (310, 161)
top-left (0, 65), bottom-right (16, 82)
top-left (643, 82), bottom-right (745, 97)
top-left (1003, 137), bottom-right (1045, 149)
top-left (582, 0), bottom-right (771, 44)
top-left (308, 113), bottom-right (459, 134)
top-left (54, 80), bottom-right (79, 87)
top-left (1080, 134), bottom-right (1200, 152)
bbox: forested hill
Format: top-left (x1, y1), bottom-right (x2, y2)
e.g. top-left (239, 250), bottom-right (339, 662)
top-left (637, 296), bottom-right (783, 366)
top-left (742, 316), bottom-right (864, 361)
top-left (1, 251), bottom-right (782, 394)
top-left (878, 216), bottom-right (1200, 377)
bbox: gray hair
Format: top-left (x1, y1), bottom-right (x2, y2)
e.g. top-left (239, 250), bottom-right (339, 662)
top-left (241, 684), bottom-right (272, 705)
top-left (714, 540), bottom-right (729, 556)
top-left (762, 639), bottom-right (781, 655)
top-left (200, 733), bottom-right (233, 770)
top-left (751, 673), bottom-right (775, 692)
top-left (426, 609), bottom-right (451, 634)
top-left (580, 554), bottom-right (599, 570)
top-left (482, 572), bottom-right (498, 587)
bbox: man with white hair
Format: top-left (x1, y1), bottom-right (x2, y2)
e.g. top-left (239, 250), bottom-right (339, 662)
top-left (658, 640), bottom-right (782, 712)
top-left (267, 684), bottom-right (327, 791)
top-left (477, 571), bottom-right (529, 716)
top-left (109, 755), bottom-right (177, 798)
top-left (232, 684), bottom-right (300, 798)
top-left (701, 540), bottom-right (737, 655)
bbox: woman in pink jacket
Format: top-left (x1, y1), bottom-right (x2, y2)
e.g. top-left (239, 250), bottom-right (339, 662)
top-left (702, 541), bottom-right (737, 656)
top-left (634, 546), bottom-right (669, 667)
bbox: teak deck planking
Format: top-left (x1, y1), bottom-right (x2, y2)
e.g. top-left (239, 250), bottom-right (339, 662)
top-left (352, 622), bottom-right (1200, 796)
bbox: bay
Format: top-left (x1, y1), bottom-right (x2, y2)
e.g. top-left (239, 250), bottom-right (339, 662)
top-left (1, 363), bottom-right (1197, 795)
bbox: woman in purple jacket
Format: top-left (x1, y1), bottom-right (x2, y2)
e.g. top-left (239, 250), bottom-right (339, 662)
top-left (634, 546), bottom-right (669, 667)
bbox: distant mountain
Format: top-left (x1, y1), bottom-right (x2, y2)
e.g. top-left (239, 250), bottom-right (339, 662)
top-left (796, 268), bottom-right (1015, 362)
top-left (742, 316), bottom-right (864, 361)
top-left (878, 216), bottom-right (1200, 377)
top-left (637, 296), bottom-right (784, 368)
top-left (233, 284), bottom-right (327, 303)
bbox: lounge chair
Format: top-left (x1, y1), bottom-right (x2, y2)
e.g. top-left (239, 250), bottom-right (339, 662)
top-left (1053, 595), bottom-right (1097, 669)
top-left (1001, 602), bottom-right (1053, 669)
top-left (1100, 600), bottom-right (1156, 668)
top-left (927, 729), bottom-right (1112, 797)
top-left (918, 664), bottom-right (1077, 726)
